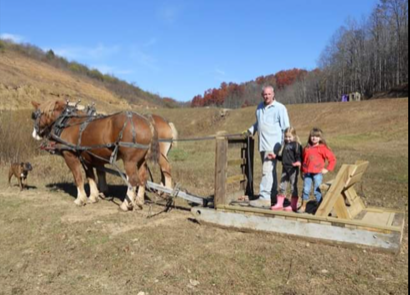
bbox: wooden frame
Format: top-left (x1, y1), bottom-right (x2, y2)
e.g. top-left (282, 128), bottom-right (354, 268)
top-left (214, 135), bottom-right (254, 207)
top-left (316, 161), bottom-right (369, 219)
top-left (194, 137), bottom-right (406, 253)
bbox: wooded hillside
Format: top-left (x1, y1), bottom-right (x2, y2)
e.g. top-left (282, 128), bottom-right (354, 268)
top-left (191, 0), bottom-right (408, 108)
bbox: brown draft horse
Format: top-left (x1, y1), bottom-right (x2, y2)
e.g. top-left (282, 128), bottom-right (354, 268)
top-left (31, 100), bottom-right (159, 211)
top-left (96, 114), bottom-right (178, 201)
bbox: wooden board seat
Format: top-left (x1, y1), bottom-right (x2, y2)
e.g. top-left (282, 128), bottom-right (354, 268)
top-left (316, 161), bottom-right (370, 219)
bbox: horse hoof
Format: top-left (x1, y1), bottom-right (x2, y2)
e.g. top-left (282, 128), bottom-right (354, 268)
top-left (98, 193), bottom-right (107, 200)
top-left (88, 196), bottom-right (99, 204)
top-left (74, 199), bottom-right (85, 207)
top-left (119, 202), bottom-right (131, 212)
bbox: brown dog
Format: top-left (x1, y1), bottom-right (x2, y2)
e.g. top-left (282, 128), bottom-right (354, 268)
top-left (8, 162), bottom-right (33, 191)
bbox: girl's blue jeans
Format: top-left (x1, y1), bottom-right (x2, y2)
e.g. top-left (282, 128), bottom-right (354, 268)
top-left (302, 173), bottom-right (323, 202)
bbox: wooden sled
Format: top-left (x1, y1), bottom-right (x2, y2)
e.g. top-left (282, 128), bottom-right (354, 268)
top-left (192, 137), bottom-right (406, 254)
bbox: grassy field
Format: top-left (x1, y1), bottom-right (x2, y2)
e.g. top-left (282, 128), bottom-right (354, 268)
top-left (0, 98), bottom-right (408, 295)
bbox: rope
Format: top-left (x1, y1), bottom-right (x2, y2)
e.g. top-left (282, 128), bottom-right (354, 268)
top-left (158, 133), bottom-right (244, 143)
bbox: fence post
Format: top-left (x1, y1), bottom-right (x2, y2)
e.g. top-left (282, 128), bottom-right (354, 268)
top-left (214, 136), bottom-right (228, 208)
top-left (245, 137), bottom-right (255, 198)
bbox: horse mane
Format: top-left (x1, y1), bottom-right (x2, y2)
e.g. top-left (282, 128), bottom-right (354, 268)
top-left (39, 100), bottom-right (66, 119)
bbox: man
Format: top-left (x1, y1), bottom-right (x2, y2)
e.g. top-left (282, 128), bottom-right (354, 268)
top-left (247, 85), bottom-right (290, 208)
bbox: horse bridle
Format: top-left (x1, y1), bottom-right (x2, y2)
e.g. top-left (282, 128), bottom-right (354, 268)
top-left (32, 109), bottom-right (52, 138)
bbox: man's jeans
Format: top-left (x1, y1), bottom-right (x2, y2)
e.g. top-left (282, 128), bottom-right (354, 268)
top-left (259, 152), bottom-right (278, 203)
top-left (302, 173), bottom-right (323, 203)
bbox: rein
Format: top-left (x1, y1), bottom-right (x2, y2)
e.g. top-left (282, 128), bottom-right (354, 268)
top-left (39, 105), bottom-right (152, 192)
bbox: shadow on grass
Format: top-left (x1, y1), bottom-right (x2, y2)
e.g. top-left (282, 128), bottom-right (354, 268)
top-left (46, 182), bottom-right (128, 203)
top-left (7, 184), bottom-right (38, 190)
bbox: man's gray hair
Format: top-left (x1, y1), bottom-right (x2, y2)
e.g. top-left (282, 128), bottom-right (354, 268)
top-left (262, 85), bottom-right (275, 93)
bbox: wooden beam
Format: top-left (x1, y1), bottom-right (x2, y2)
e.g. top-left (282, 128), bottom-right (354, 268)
top-left (316, 165), bottom-right (351, 217)
top-left (217, 205), bottom-right (404, 233)
top-left (192, 208), bottom-right (403, 253)
top-left (214, 137), bottom-right (228, 207)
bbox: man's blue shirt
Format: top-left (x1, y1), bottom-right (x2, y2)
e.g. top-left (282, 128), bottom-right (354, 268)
top-left (248, 100), bottom-right (290, 152)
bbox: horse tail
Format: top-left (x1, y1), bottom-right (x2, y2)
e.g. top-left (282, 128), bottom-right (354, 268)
top-left (146, 115), bottom-right (160, 164)
top-left (169, 122), bottom-right (178, 148)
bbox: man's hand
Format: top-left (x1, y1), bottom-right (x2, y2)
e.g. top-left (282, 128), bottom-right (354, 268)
top-left (292, 161), bottom-right (301, 167)
top-left (267, 153), bottom-right (276, 160)
top-left (321, 168), bottom-right (329, 175)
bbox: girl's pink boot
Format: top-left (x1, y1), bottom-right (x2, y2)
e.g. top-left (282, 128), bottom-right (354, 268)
top-left (271, 195), bottom-right (285, 211)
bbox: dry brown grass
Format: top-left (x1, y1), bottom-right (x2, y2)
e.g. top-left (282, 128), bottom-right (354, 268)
top-left (0, 51), bottom-right (132, 112)
top-left (0, 98), bottom-right (408, 295)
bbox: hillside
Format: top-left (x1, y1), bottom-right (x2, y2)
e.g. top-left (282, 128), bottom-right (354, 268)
top-left (0, 50), bottom-right (159, 112)
top-left (0, 98), bottom-right (408, 295)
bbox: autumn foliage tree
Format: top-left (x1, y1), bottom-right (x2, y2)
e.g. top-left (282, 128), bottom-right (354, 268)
top-left (190, 69), bottom-right (307, 108)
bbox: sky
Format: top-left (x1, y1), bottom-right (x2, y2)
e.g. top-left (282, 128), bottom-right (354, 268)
top-left (0, 0), bottom-right (379, 102)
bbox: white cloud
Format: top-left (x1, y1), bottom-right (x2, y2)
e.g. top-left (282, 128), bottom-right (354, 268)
top-left (53, 44), bottom-right (121, 61)
top-left (215, 67), bottom-right (226, 76)
top-left (91, 64), bottom-right (134, 76)
top-left (0, 33), bottom-right (25, 43)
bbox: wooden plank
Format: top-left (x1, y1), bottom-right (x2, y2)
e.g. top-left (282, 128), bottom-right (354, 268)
top-left (345, 172), bottom-right (365, 188)
top-left (98, 166), bottom-right (212, 206)
top-left (219, 205), bottom-right (403, 233)
top-left (366, 207), bottom-right (403, 214)
top-left (345, 187), bottom-right (366, 219)
top-left (334, 195), bottom-right (351, 219)
top-left (145, 181), bottom-right (211, 206)
top-left (361, 212), bottom-right (392, 227)
top-left (353, 161), bottom-right (370, 175)
top-left (192, 208), bottom-right (403, 253)
top-left (386, 213), bottom-right (396, 227)
top-left (316, 165), bottom-right (351, 217)
top-left (214, 137), bottom-right (228, 207)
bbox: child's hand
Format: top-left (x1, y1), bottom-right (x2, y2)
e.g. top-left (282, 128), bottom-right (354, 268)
top-left (292, 161), bottom-right (301, 167)
top-left (267, 153), bottom-right (276, 160)
top-left (321, 168), bottom-right (329, 174)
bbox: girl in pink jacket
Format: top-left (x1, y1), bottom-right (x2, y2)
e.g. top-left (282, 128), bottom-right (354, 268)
top-left (299, 128), bottom-right (336, 213)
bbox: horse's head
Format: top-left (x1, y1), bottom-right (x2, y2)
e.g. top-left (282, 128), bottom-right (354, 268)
top-left (31, 100), bottom-right (66, 140)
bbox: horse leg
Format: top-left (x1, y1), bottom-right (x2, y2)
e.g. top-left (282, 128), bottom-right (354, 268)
top-left (159, 142), bottom-right (173, 190)
top-left (160, 155), bottom-right (173, 190)
top-left (63, 153), bottom-right (88, 206)
top-left (136, 162), bottom-right (148, 207)
top-left (85, 167), bottom-right (100, 204)
top-left (119, 161), bottom-right (140, 212)
top-left (96, 168), bottom-right (109, 199)
top-left (137, 169), bottom-right (146, 206)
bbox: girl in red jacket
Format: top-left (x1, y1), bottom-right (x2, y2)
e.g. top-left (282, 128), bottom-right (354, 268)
top-left (299, 128), bottom-right (336, 213)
